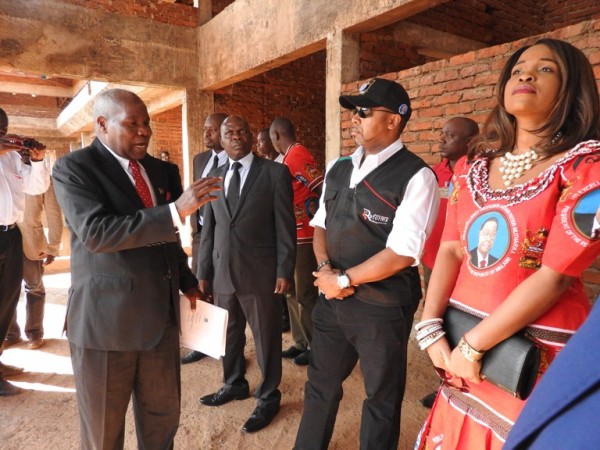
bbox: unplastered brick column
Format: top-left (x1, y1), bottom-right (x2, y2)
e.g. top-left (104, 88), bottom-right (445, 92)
top-left (325, 29), bottom-right (360, 164)
top-left (340, 18), bottom-right (600, 302)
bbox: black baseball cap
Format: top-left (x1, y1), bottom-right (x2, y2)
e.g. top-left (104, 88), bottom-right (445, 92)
top-left (339, 78), bottom-right (412, 120)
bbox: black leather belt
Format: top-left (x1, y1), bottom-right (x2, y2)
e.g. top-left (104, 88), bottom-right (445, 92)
top-left (0, 223), bottom-right (17, 232)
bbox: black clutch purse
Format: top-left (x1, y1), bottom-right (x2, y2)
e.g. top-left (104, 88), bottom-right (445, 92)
top-left (444, 306), bottom-right (541, 400)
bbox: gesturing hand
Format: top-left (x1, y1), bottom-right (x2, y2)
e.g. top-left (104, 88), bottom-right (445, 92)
top-left (174, 177), bottom-right (222, 219)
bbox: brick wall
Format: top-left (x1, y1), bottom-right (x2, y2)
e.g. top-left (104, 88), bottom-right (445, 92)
top-left (215, 51), bottom-right (327, 168)
top-left (60, 0), bottom-right (198, 27)
top-left (410, 0), bottom-right (546, 45)
top-left (360, 25), bottom-right (430, 79)
top-left (151, 107), bottom-right (184, 166)
top-left (341, 19), bottom-right (600, 301)
top-left (546, 0), bottom-right (600, 31)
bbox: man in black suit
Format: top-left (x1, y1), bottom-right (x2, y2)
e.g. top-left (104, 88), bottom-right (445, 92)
top-left (469, 217), bottom-right (499, 268)
top-left (182, 112), bottom-right (228, 365)
top-left (197, 116), bottom-right (296, 433)
top-left (52, 89), bottom-right (221, 449)
top-left (159, 157), bottom-right (183, 201)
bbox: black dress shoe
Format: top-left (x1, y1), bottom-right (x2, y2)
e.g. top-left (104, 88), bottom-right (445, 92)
top-left (199, 387), bottom-right (249, 406)
top-left (0, 379), bottom-right (23, 396)
top-left (181, 350), bottom-right (206, 365)
top-left (419, 391), bottom-right (437, 408)
top-left (281, 346), bottom-right (305, 359)
top-left (0, 362), bottom-right (25, 378)
top-left (242, 404), bottom-right (279, 433)
top-left (292, 349), bottom-right (310, 366)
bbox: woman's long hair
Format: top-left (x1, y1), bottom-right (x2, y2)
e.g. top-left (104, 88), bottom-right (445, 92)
top-left (470, 38), bottom-right (600, 161)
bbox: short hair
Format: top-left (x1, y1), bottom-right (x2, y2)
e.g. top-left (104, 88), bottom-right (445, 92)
top-left (93, 89), bottom-right (143, 122)
top-left (258, 128), bottom-right (270, 136)
top-left (270, 117), bottom-right (296, 139)
top-left (472, 38), bottom-right (600, 161)
top-left (0, 108), bottom-right (7, 121)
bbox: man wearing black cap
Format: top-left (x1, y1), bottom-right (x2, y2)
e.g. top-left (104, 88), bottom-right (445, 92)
top-left (294, 78), bottom-right (440, 449)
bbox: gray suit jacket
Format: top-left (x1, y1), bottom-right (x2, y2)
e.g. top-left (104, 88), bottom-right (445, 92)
top-left (197, 156), bottom-right (296, 295)
top-left (52, 139), bottom-right (197, 351)
top-left (191, 150), bottom-right (213, 237)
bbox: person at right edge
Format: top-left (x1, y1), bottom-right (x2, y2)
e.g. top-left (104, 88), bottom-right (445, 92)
top-left (415, 39), bottom-right (600, 450)
top-left (294, 78), bottom-right (440, 450)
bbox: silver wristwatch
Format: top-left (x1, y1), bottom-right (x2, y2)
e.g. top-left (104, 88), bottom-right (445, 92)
top-left (337, 271), bottom-right (351, 289)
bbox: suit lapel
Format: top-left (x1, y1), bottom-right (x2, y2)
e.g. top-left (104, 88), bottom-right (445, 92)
top-left (140, 156), bottom-right (168, 206)
top-left (92, 140), bottom-right (145, 210)
top-left (233, 157), bottom-right (262, 217)
top-left (214, 163), bottom-right (232, 219)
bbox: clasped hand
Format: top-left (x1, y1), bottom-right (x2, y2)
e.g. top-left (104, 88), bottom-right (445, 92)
top-left (426, 338), bottom-right (483, 385)
top-left (312, 268), bottom-right (355, 300)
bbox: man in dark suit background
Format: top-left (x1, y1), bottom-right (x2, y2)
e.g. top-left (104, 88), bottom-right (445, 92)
top-left (181, 112), bottom-right (228, 365)
top-left (52, 89), bottom-right (221, 449)
top-left (197, 116), bottom-right (296, 433)
top-left (159, 156), bottom-right (184, 201)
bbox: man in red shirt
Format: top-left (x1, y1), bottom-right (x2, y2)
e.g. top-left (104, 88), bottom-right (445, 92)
top-left (270, 117), bottom-right (323, 365)
top-left (419, 116), bottom-right (478, 408)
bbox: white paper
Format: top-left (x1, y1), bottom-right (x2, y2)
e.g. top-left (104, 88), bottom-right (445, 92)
top-left (180, 296), bottom-right (228, 359)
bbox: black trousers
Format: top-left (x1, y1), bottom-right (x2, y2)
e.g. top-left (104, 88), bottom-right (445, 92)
top-left (294, 295), bottom-right (418, 450)
top-left (216, 291), bottom-right (282, 409)
top-left (0, 227), bottom-right (23, 376)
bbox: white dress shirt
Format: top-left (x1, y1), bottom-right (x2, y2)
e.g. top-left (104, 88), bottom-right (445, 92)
top-left (0, 152), bottom-right (50, 225)
top-left (224, 152), bottom-right (254, 196)
top-left (103, 143), bottom-right (185, 231)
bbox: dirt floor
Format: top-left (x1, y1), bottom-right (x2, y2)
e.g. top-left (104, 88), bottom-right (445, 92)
top-left (0, 259), bottom-right (439, 450)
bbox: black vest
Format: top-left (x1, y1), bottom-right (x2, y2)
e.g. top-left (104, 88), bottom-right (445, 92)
top-left (324, 148), bottom-right (429, 307)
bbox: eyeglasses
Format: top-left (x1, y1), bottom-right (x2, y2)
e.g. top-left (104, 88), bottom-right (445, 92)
top-left (351, 107), bottom-right (395, 119)
top-left (434, 367), bottom-right (469, 392)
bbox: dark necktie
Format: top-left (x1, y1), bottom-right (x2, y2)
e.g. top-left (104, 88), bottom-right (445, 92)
top-left (129, 160), bottom-right (154, 208)
top-left (211, 154), bottom-right (219, 172)
top-left (227, 162), bottom-right (242, 212)
top-left (479, 260), bottom-right (487, 268)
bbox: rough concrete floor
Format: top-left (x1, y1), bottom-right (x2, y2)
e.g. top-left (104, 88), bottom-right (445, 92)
top-left (0, 258), bottom-right (438, 450)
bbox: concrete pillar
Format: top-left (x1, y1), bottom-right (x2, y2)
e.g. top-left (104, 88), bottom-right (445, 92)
top-left (181, 88), bottom-right (214, 247)
top-left (197, 0), bottom-right (212, 26)
top-left (182, 88), bottom-right (214, 186)
top-left (324, 29), bottom-right (360, 164)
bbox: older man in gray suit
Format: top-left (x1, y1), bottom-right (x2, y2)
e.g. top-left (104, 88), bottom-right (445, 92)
top-left (197, 116), bottom-right (296, 433)
top-left (52, 89), bottom-right (221, 449)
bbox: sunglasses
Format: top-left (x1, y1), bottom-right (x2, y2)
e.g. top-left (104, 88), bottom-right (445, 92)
top-left (434, 367), bottom-right (469, 392)
top-left (351, 107), bottom-right (395, 119)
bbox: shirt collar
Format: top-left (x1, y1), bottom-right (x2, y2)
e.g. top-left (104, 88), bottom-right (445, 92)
top-left (350, 138), bottom-right (404, 169)
top-left (228, 151), bottom-right (254, 170)
top-left (101, 142), bottom-right (137, 173)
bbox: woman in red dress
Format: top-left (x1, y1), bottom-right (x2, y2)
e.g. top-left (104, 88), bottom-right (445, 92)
top-left (415, 39), bottom-right (600, 449)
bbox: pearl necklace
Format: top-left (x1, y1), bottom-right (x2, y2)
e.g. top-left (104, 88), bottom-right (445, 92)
top-left (499, 148), bottom-right (539, 186)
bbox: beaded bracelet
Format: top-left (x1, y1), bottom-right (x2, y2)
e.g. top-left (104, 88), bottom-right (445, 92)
top-left (416, 324), bottom-right (444, 342)
top-left (316, 259), bottom-right (332, 272)
top-left (419, 330), bottom-right (446, 351)
top-left (414, 317), bottom-right (443, 332)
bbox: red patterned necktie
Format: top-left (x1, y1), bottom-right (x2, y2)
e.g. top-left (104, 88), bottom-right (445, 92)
top-left (129, 160), bottom-right (154, 208)
top-left (479, 260), bottom-right (487, 268)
